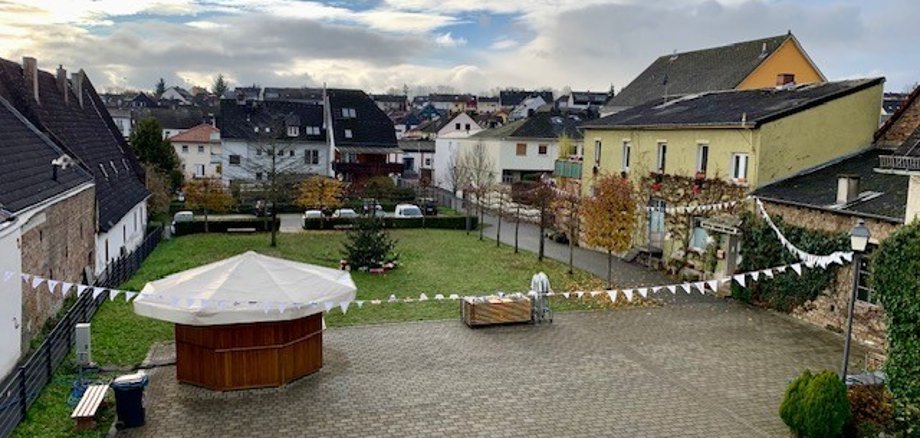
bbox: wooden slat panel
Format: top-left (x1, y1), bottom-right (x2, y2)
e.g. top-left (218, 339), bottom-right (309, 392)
top-left (462, 299), bottom-right (531, 327)
top-left (71, 385), bottom-right (107, 418)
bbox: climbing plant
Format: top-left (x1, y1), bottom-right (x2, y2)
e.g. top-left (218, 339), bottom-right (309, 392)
top-left (872, 221), bottom-right (920, 429)
top-left (732, 212), bottom-right (847, 312)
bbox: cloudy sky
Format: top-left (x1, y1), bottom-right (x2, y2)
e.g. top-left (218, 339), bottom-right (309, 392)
top-left (0, 0), bottom-right (917, 94)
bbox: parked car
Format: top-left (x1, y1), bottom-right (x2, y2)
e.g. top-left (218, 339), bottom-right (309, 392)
top-left (417, 198), bottom-right (438, 216)
top-left (170, 210), bottom-right (194, 234)
top-left (394, 204), bottom-right (423, 218)
top-left (303, 210), bottom-right (323, 219)
top-left (332, 208), bottom-right (359, 219)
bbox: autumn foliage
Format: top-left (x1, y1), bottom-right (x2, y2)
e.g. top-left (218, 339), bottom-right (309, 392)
top-left (295, 175), bottom-right (345, 211)
top-left (582, 174), bottom-right (637, 253)
top-left (184, 178), bottom-right (234, 232)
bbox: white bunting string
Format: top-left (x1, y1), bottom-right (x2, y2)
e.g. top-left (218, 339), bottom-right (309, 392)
top-left (755, 198), bottom-right (853, 266)
top-left (644, 199), bottom-right (743, 215)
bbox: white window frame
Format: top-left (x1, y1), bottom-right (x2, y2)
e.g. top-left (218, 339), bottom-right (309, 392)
top-left (731, 153), bottom-right (749, 183)
top-left (656, 142), bottom-right (667, 173)
top-left (181, 145), bottom-right (188, 153)
top-left (593, 139), bottom-right (602, 166)
top-left (344, 129), bottom-right (353, 139)
top-left (621, 141), bottom-right (631, 172)
top-left (697, 143), bottom-right (709, 173)
top-left (341, 108), bottom-right (356, 118)
top-left (689, 217), bottom-right (710, 252)
top-left (287, 126), bottom-right (299, 137)
top-left (197, 145), bottom-right (205, 153)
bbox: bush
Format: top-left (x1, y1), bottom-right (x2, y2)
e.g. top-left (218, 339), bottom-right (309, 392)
top-left (303, 216), bottom-right (477, 230)
top-left (342, 217), bottom-right (396, 269)
top-left (872, 221), bottom-right (920, 430)
top-left (845, 384), bottom-right (892, 437)
top-left (781, 369), bottom-right (850, 438)
top-left (173, 217), bottom-right (279, 236)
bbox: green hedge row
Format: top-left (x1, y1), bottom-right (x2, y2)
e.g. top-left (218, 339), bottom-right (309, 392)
top-left (303, 216), bottom-right (477, 230)
top-left (173, 218), bottom-right (280, 236)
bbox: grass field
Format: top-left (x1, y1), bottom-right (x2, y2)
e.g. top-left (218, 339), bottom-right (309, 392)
top-left (14, 229), bottom-right (620, 437)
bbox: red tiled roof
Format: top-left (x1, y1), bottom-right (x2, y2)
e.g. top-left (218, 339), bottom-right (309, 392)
top-left (169, 123), bottom-right (219, 143)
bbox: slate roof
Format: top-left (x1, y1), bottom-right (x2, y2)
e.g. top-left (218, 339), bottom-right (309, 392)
top-left (131, 92), bottom-right (157, 108)
top-left (605, 34), bottom-right (811, 110)
top-left (217, 99), bottom-right (325, 142)
top-left (477, 96), bottom-right (499, 103)
top-left (135, 107), bottom-right (206, 129)
top-left (263, 87), bottom-right (324, 103)
top-left (500, 90), bottom-right (554, 107)
top-left (327, 88), bottom-right (398, 149)
top-left (582, 78), bottom-right (883, 130)
top-left (168, 123), bottom-right (219, 143)
top-left (371, 94), bottom-right (407, 103)
top-left (0, 58), bottom-right (149, 231)
top-left (0, 96), bottom-right (94, 213)
top-left (755, 149), bottom-right (907, 223)
top-left (472, 112), bottom-right (583, 140)
top-left (892, 125), bottom-right (920, 157)
top-left (571, 92), bottom-right (609, 105)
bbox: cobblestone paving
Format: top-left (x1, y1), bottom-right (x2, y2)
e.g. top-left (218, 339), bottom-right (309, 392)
top-left (121, 302), bottom-right (863, 437)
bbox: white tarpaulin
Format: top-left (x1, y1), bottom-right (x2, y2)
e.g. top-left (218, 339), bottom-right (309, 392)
top-left (133, 251), bottom-right (357, 326)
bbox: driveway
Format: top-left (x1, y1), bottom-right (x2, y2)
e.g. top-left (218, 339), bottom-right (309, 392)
top-left (120, 302), bottom-right (862, 438)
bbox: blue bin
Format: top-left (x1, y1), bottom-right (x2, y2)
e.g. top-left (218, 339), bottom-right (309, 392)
top-left (110, 373), bottom-right (149, 429)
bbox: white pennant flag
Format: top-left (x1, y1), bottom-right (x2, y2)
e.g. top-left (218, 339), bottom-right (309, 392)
top-left (734, 274), bottom-right (746, 287)
top-left (355, 300), bottom-right (365, 308)
top-left (124, 291), bottom-right (137, 302)
top-left (590, 291), bottom-right (601, 297)
top-left (576, 291), bottom-right (585, 299)
top-left (680, 283), bottom-right (692, 294)
top-left (841, 252), bottom-right (853, 263)
top-left (750, 271), bottom-right (760, 281)
top-left (830, 253), bottom-right (843, 265)
top-left (449, 294), bottom-right (459, 300)
top-left (47, 280), bottom-right (59, 294)
top-left (776, 266), bottom-right (787, 273)
top-left (109, 290), bottom-right (122, 301)
top-left (434, 294), bottom-right (445, 300)
top-left (278, 302), bottom-right (287, 314)
top-left (31, 276), bottom-right (44, 288)
top-left (418, 293), bottom-right (428, 301)
top-left (666, 285), bottom-right (677, 294)
top-left (562, 292), bottom-right (570, 299)
top-left (323, 301), bottom-right (335, 312)
top-left (21, 273), bottom-right (31, 283)
top-left (763, 269), bottom-right (775, 279)
top-left (791, 263), bottom-right (802, 276)
top-left (61, 282), bottom-right (73, 297)
top-left (706, 280), bottom-right (718, 292)
top-left (637, 288), bottom-right (648, 298)
top-left (77, 285), bottom-right (90, 296)
top-left (388, 294), bottom-right (397, 303)
top-left (339, 301), bottom-right (350, 314)
top-left (93, 289), bottom-right (105, 300)
top-left (623, 289), bottom-right (634, 302)
top-left (694, 282), bottom-right (706, 294)
top-left (651, 286), bottom-right (662, 294)
top-left (607, 290), bottom-right (618, 303)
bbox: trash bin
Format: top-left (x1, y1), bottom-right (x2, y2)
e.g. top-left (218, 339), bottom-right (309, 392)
top-left (110, 372), bottom-right (148, 429)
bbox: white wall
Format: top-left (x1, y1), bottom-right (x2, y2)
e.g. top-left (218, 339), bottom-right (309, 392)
top-left (437, 113), bottom-right (484, 138)
top-left (221, 139), bottom-right (330, 183)
top-left (907, 174), bottom-right (920, 223)
top-left (497, 139), bottom-right (558, 172)
top-left (95, 201), bottom-right (147, 276)
top-left (0, 223), bottom-right (22, 378)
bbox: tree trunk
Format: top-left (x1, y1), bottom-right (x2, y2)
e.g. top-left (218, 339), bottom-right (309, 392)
top-left (204, 208), bottom-right (209, 233)
top-left (465, 193), bottom-right (471, 235)
top-left (478, 200), bottom-right (484, 241)
top-left (496, 192), bottom-right (502, 247)
top-left (270, 207), bottom-right (277, 247)
top-left (514, 205), bottom-right (520, 254)
top-left (607, 250), bottom-right (613, 288)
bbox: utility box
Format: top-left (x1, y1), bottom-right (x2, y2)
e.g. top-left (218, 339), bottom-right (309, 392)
top-left (75, 323), bottom-right (91, 366)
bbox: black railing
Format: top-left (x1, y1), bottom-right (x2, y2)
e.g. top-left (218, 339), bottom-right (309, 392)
top-left (0, 225), bottom-right (162, 438)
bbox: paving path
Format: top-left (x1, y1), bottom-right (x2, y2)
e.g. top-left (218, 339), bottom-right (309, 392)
top-left (121, 303), bottom-right (863, 438)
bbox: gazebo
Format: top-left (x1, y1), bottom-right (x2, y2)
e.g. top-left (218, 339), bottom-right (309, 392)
top-left (133, 251), bottom-right (356, 391)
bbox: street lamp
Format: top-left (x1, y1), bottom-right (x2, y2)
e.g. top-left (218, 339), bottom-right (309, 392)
top-left (841, 219), bottom-right (871, 381)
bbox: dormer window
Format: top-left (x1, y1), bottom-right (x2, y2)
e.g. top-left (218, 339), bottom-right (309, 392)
top-left (341, 108), bottom-right (356, 118)
top-left (110, 160), bottom-right (119, 175)
top-left (98, 163), bottom-right (109, 178)
top-left (306, 126), bottom-right (320, 135)
top-left (344, 129), bottom-right (353, 139)
top-left (287, 126), bottom-right (300, 137)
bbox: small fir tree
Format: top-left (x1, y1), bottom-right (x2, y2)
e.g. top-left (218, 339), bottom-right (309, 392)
top-left (342, 217), bottom-right (397, 270)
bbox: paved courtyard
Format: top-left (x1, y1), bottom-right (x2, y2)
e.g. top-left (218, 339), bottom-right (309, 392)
top-left (120, 302), bottom-right (863, 437)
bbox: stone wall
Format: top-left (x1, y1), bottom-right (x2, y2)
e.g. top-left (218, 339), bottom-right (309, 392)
top-left (19, 187), bottom-right (96, 352)
top-left (761, 201), bottom-right (900, 367)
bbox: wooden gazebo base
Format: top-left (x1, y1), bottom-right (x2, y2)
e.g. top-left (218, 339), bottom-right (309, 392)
top-left (175, 313), bottom-right (323, 391)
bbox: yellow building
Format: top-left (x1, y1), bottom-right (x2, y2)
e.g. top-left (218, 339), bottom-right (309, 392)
top-left (579, 78), bottom-right (884, 274)
top-left (602, 32), bottom-right (826, 115)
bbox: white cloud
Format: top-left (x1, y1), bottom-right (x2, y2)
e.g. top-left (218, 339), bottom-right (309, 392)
top-left (435, 32), bottom-right (467, 47)
top-left (489, 38), bottom-right (518, 50)
top-left (185, 20), bottom-right (226, 29)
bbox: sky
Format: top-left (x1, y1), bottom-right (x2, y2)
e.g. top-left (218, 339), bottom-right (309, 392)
top-left (0, 0), bottom-right (917, 95)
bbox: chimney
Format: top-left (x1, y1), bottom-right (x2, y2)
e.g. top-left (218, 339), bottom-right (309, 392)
top-left (22, 57), bottom-right (39, 103)
top-left (56, 65), bottom-right (68, 105)
top-left (71, 71), bottom-right (84, 108)
top-left (836, 174), bottom-right (860, 205)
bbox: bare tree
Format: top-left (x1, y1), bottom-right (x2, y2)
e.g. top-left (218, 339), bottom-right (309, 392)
top-left (443, 146), bottom-right (468, 196)
top-left (243, 120), bottom-right (304, 247)
top-left (459, 141), bottom-right (495, 241)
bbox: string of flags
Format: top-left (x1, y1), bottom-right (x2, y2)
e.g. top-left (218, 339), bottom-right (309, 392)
top-left (755, 198), bottom-right (853, 268)
top-left (643, 199), bottom-right (743, 215)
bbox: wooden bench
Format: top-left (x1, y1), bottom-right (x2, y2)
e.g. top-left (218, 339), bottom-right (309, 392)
top-left (226, 227), bottom-right (257, 233)
top-left (71, 384), bottom-right (108, 430)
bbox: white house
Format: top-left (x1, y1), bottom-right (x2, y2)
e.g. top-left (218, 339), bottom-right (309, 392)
top-left (170, 123), bottom-right (222, 179)
top-left (160, 86), bottom-right (193, 105)
top-left (477, 96), bottom-right (500, 113)
top-left (509, 96), bottom-right (547, 121)
top-left (437, 113), bottom-right (583, 188)
top-left (559, 91), bottom-right (609, 110)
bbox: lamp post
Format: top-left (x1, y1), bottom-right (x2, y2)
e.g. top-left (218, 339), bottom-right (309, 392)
top-left (841, 218), bottom-right (871, 382)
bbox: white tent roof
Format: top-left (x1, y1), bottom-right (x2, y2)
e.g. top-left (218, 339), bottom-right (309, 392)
top-left (133, 251), bottom-right (356, 326)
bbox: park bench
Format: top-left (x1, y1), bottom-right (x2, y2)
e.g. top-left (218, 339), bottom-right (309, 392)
top-left (227, 227), bottom-right (257, 233)
top-left (71, 384), bottom-right (108, 430)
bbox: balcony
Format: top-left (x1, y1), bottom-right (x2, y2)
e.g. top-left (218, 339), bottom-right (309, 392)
top-left (878, 155), bottom-right (920, 172)
top-left (332, 162), bottom-right (404, 178)
top-left (554, 159), bottom-right (583, 180)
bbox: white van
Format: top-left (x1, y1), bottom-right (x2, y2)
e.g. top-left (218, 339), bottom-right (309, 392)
top-left (170, 211), bottom-right (194, 234)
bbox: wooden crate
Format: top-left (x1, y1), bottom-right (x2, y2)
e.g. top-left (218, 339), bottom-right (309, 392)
top-left (462, 298), bottom-right (531, 327)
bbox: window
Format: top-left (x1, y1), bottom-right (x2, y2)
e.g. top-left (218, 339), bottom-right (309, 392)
top-left (289, 150), bottom-right (295, 157)
top-left (516, 143), bottom-right (527, 156)
top-left (424, 157), bottom-right (431, 167)
top-left (229, 155), bottom-right (241, 165)
top-left (857, 244), bottom-right (878, 304)
top-left (404, 156), bottom-right (415, 171)
top-left (656, 142), bottom-right (667, 172)
top-left (731, 153), bottom-right (749, 182)
top-left (593, 140), bottom-right (602, 166)
top-left (304, 150), bottom-right (319, 165)
top-left (277, 149), bottom-right (284, 157)
top-left (455, 123), bottom-right (461, 130)
top-left (343, 152), bottom-right (358, 163)
top-left (465, 123), bottom-right (471, 131)
top-left (344, 129), bottom-right (353, 139)
top-left (98, 163), bottom-right (109, 178)
top-left (287, 126), bottom-right (299, 137)
top-left (255, 172), bottom-right (263, 181)
top-left (341, 108), bottom-right (356, 118)
top-left (198, 145), bottom-right (205, 153)
top-left (697, 144), bottom-right (709, 173)
top-left (195, 164), bottom-right (205, 176)
top-left (689, 217), bottom-right (709, 251)
top-left (622, 142), bottom-right (631, 171)
top-left (538, 144), bottom-right (548, 155)
top-left (181, 145), bottom-right (188, 153)
top-left (256, 148), bottom-right (262, 156)
top-left (306, 126), bottom-right (320, 135)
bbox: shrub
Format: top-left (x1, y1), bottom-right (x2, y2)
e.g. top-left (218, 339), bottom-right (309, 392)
top-left (303, 216), bottom-right (477, 230)
top-left (781, 369), bottom-right (850, 438)
top-left (845, 384), bottom-right (892, 437)
top-left (173, 217), bottom-right (279, 236)
top-left (872, 221), bottom-right (920, 430)
top-left (342, 217), bottom-right (396, 269)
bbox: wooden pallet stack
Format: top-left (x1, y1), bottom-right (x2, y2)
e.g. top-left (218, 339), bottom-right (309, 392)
top-left (461, 296), bottom-right (531, 327)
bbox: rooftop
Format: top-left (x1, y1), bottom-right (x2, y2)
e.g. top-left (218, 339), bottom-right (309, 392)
top-left (168, 123), bottom-right (220, 143)
top-left (473, 112), bottom-right (583, 140)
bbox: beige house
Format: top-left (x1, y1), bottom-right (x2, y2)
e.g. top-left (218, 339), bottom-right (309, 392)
top-left (170, 124), bottom-right (222, 179)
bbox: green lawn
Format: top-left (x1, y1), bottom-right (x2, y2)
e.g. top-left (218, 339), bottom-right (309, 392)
top-left (14, 228), bottom-right (621, 437)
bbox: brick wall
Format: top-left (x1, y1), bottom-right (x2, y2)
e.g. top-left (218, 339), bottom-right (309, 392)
top-left (19, 187), bottom-right (95, 352)
top-left (761, 201), bottom-right (899, 367)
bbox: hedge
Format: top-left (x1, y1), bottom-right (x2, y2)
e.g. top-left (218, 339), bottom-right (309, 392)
top-left (303, 216), bottom-right (477, 230)
top-left (173, 217), bottom-right (280, 236)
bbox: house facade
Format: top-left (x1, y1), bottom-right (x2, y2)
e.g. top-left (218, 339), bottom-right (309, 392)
top-left (371, 94), bottom-right (407, 112)
top-left (477, 96), bottom-right (500, 113)
top-left (170, 123), bottom-right (222, 179)
top-left (0, 57), bottom-right (150, 279)
top-left (601, 32), bottom-right (825, 115)
top-left (509, 96), bottom-right (547, 121)
top-left (580, 78), bottom-right (884, 265)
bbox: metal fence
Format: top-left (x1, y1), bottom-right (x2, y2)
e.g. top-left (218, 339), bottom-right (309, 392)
top-left (0, 225), bottom-right (162, 438)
